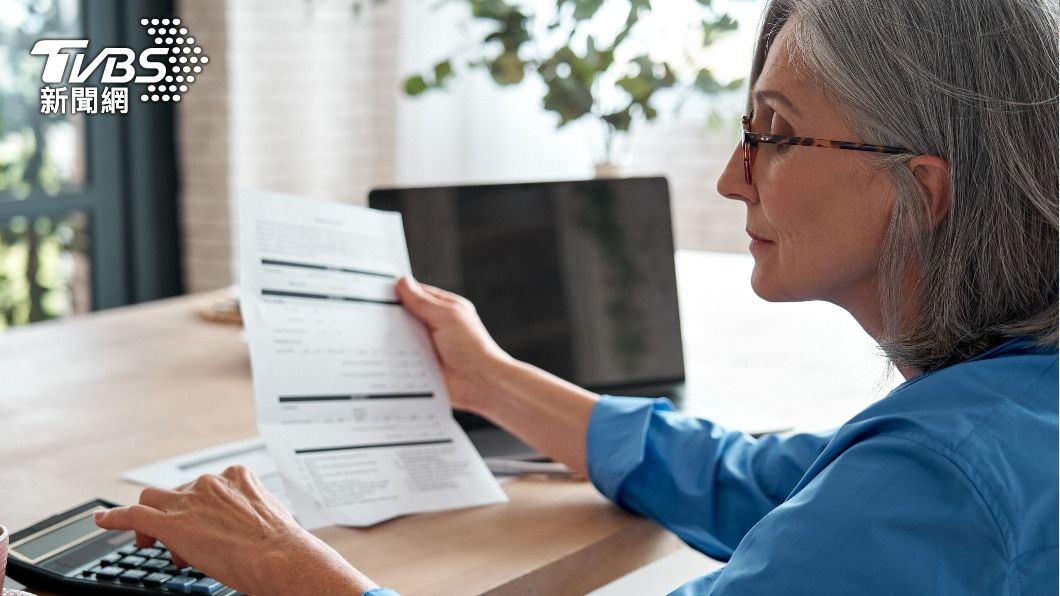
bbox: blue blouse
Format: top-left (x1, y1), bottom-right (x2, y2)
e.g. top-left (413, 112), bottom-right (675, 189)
top-left (586, 339), bottom-right (1058, 594)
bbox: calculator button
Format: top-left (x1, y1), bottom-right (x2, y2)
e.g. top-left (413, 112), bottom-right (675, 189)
top-left (100, 553), bottom-right (123, 566)
top-left (142, 559), bottom-right (170, 571)
top-left (118, 544), bottom-right (139, 556)
top-left (185, 568), bottom-right (206, 579)
top-left (165, 576), bottom-right (198, 592)
top-left (190, 578), bottom-right (223, 594)
top-left (143, 572), bottom-right (174, 587)
top-left (118, 555), bottom-right (147, 568)
top-left (163, 564), bottom-right (182, 575)
top-left (120, 569), bottom-right (149, 583)
top-left (96, 566), bottom-right (125, 580)
top-left (157, 550), bottom-right (172, 561)
top-left (83, 565), bottom-right (105, 577)
top-left (138, 547), bottom-right (164, 558)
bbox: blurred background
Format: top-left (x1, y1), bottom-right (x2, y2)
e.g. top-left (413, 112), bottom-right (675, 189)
top-left (0, 0), bottom-right (766, 330)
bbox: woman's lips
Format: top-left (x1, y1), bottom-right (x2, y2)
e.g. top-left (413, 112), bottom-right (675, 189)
top-left (747, 229), bottom-right (774, 251)
top-left (746, 229), bottom-right (773, 243)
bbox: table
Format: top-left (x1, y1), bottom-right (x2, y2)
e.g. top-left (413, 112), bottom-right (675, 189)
top-left (0, 293), bottom-right (682, 595)
top-left (0, 250), bottom-right (899, 595)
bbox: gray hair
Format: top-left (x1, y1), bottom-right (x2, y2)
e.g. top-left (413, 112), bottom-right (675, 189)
top-left (750, 0), bottom-right (1059, 372)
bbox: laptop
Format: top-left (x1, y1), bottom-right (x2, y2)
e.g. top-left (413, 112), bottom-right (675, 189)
top-left (369, 177), bottom-right (685, 459)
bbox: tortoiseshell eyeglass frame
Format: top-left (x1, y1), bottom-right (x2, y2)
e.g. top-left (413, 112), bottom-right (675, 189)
top-left (741, 115), bottom-right (915, 185)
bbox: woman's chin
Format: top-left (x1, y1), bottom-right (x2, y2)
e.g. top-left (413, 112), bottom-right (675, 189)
top-left (750, 267), bottom-right (797, 302)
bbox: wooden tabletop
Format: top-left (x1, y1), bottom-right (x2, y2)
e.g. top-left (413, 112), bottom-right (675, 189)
top-left (0, 294), bottom-right (681, 595)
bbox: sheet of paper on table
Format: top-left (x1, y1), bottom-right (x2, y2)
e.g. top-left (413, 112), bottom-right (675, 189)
top-left (237, 190), bottom-right (507, 529)
top-left (123, 437), bottom-right (293, 509)
top-left (122, 437), bottom-right (519, 511)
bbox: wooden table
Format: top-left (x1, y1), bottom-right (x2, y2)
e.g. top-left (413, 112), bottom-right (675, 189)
top-left (0, 294), bottom-right (682, 595)
top-left (1, 250), bottom-right (901, 594)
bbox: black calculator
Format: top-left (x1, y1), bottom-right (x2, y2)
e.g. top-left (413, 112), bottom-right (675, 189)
top-left (6, 499), bottom-right (243, 595)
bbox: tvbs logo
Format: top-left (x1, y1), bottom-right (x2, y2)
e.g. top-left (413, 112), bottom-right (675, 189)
top-left (32, 18), bottom-right (207, 114)
top-left (32, 39), bottom-right (168, 84)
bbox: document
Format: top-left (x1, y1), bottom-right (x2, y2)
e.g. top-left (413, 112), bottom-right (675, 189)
top-left (123, 437), bottom-right (291, 510)
top-left (238, 190), bottom-right (507, 528)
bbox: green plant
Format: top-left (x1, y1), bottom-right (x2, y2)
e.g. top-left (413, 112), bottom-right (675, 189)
top-left (404, 0), bottom-right (742, 163)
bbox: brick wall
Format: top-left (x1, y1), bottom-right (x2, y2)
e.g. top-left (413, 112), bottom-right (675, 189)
top-left (625, 117), bottom-right (751, 253)
top-left (176, 0), bottom-right (401, 292)
top-left (176, 0), bottom-right (231, 292)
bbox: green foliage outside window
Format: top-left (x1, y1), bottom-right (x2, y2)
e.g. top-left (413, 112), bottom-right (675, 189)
top-left (0, 0), bottom-right (91, 331)
top-left (0, 213), bottom-right (90, 329)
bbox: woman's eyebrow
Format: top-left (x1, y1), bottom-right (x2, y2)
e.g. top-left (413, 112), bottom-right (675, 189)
top-left (753, 89), bottom-right (802, 118)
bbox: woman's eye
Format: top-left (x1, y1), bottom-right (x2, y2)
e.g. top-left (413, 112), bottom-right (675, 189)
top-left (769, 113), bottom-right (786, 134)
top-left (769, 114), bottom-right (792, 153)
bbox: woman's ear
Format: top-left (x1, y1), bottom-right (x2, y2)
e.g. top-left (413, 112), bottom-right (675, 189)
top-left (908, 155), bottom-right (951, 228)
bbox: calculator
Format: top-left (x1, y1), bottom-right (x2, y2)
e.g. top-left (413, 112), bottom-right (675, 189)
top-left (6, 499), bottom-right (243, 595)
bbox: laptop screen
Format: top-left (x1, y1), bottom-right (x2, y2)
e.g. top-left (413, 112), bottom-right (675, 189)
top-left (369, 177), bottom-right (685, 394)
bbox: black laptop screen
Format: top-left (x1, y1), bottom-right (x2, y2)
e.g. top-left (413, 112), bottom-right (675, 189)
top-left (369, 177), bottom-right (685, 392)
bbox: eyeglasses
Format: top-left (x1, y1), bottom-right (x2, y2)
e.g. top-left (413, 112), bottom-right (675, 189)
top-left (741, 115), bottom-right (915, 184)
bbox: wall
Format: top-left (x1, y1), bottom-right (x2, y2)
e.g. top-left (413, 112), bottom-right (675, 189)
top-left (177, 0), bottom-right (402, 292)
top-left (175, 0), bottom-right (231, 292)
top-left (176, 0), bottom-right (762, 292)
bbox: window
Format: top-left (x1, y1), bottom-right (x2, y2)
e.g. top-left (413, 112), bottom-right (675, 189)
top-left (0, 0), bottom-right (181, 330)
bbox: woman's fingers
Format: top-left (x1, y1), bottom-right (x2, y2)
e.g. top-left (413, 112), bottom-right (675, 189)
top-left (135, 531), bottom-right (158, 549)
top-left (140, 486), bottom-right (182, 510)
top-left (94, 504), bottom-right (166, 537)
top-left (422, 285), bottom-right (463, 304)
top-left (170, 551), bottom-right (190, 569)
top-left (396, 276), bottom-right (447, 322)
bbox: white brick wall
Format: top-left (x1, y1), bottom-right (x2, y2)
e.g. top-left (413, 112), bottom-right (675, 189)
top-left (177, 0), bottom-right (232, 292)
top-left (227, 0), bottom-right (399, 205)
top-left (176, 0), bottom-right (401, 292)
top-left (624, 117), bottom-right (751, 253)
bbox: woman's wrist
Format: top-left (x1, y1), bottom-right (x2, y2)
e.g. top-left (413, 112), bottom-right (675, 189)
top-left (259, 531), bottom-right (376, 595)
top-left (466, 355), bottom-right (598, 476)
top-left (461, 349), bottom-right (519, 417)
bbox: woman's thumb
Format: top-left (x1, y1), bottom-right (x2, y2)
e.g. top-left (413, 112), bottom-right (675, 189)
top-left (395, 276), bottom-right (441, 322)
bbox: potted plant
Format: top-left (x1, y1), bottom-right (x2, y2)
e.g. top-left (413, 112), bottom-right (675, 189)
top-left (403, 0), bottom-right (743, 175)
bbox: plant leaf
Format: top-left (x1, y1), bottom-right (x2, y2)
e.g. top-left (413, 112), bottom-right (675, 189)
top-left (404, 75), bottom-right (429, 96)
top-left (488, 51), bottom-right (526, 85)
top-left (703, 13), bottom-right (739, 44)
top-left (602, 108), bottom-right (633, 131)
top-left (693, 68), bottom-right (723, 93)
top-left (433, 60), bottom-right (454, 85)
top-left (572, 0), bottom-right (604, 20)
top-left (542, 76), bottom-right (594, 126)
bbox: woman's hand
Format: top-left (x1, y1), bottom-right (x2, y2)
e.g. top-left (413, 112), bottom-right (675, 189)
top-left (396, 276), bottom-right (514, 414)
top-left (94, 466), bottom-right (377, 596)
top-left (396, 277), bottom-right (598, 476)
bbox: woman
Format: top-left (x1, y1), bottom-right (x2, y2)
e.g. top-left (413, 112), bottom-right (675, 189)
top-left (96, 0), bottom-right (1058, 593)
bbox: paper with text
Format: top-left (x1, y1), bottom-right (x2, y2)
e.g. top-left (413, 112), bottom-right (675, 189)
top-left (124, 437), bottom-right (291, 510)
top-left (239, 190), bottom-right (507, 528)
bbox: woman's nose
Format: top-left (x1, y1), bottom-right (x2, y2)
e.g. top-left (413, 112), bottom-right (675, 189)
top-left (717, 144), bottom-right (756, 205)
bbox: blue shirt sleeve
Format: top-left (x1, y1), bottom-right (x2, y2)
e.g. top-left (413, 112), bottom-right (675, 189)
top-left (673, 435), bottom-right (1012, 595)
top-left (586, 395), bottom-right (833, 559)
top-left (363, 589), bottom-right (400, 596)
